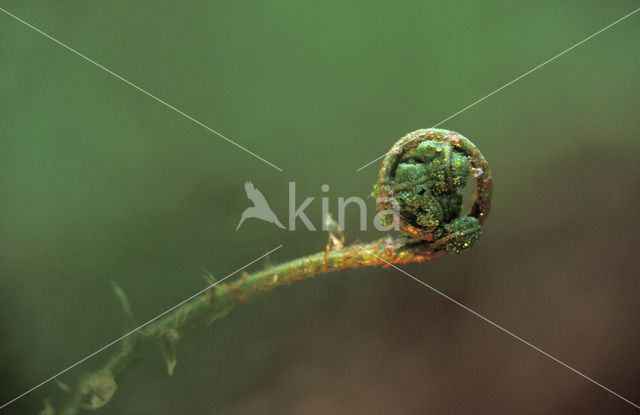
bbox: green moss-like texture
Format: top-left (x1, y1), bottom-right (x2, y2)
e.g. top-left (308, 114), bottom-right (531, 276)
top-left (376, 129), bottom-right (492, 254)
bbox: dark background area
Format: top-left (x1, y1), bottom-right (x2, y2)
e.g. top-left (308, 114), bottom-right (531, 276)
top-left (1, 1), bottom-right (639, 413)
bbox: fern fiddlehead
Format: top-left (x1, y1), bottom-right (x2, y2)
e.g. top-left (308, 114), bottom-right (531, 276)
top-left (45, 128), bottom-right (492, 414)
top-left (376, 128), bottom-right (492, 253)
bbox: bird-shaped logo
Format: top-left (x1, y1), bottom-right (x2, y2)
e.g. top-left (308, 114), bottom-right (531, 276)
top-left (236, 181), bottom-right (285, 230)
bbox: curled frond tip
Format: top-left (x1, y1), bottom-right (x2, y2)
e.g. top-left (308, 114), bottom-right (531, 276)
top-left (376, 128), bottom-right (493, 254)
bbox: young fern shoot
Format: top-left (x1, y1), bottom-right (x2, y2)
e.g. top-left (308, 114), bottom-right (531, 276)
top-left (45, 128), bottom-right (492, 414)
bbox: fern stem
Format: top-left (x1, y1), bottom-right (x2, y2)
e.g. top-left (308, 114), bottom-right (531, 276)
top-left (55, 238), bottom-right (443, 414)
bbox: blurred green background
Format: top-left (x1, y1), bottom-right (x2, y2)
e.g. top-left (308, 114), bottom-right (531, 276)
top-left (1, 1), bottom-right (639, 413)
